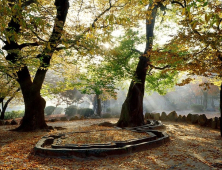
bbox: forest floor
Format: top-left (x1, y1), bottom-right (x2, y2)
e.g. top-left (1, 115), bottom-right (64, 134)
top-left (0, 118), bottom-right (222, 170)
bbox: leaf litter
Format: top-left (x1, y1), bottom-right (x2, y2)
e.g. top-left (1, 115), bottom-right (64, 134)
top-left (0, 118), bottom-right (221, 169)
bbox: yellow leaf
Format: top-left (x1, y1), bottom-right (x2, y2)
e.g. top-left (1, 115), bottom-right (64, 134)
top-left (182, 8), bottom-right (186, 15)
top-left (192, 21), bottom-right (198, 29)
top-left (6, 36), bottom-right (10, 44)
top-left (189, 13), bottom-right (192, 21)
top-left (47, 42), bottom-right (51, 50)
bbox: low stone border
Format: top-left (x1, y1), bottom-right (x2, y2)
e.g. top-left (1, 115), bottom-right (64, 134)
top-left (34, 123), bottom-right (169, 158)
top-left (145, 111), bottom-right (221, 130)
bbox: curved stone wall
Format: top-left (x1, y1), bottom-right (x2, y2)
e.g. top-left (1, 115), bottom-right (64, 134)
top-left (34, 123), bottom-right (169, 158)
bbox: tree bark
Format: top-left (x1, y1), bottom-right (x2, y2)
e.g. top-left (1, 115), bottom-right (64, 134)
top-left (117, 3), bottom-right (159, 127)
top-left (96, 94), bottom-right (102, 117)
top-left (3, 0), bottom-right (69, 131)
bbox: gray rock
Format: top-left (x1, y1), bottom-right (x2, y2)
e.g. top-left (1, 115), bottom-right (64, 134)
top-left (0, 120), bottom-right (5, 126)
top-left (211, 117), bottom-right (219, 129)
top-left (147, 120), bottom-right (155, 125)
top-left (191, 114), bottom-right (199, 124)
top-left (206, 118), bottom-right (212, 127)
top-left (150, 113), bottom-right (154, 119)
top-left (198, 114), bottom-right (207, 126)
top-left (160, 112), bottom-right (167, 120)
top-left (187, 113), bottom-right (192, 123)
top-left (155, 120), bottom-right (162, 125)
top-left (145, 113), bottom-right (155, 119)
top-left (11, 119), bottom-right (18, 125)
top-left (144, 113), bottom-right (151, 119)
top-left (182, 115), bottom-right (187, 122)
top-left (177, 115), bottom-right (182, 122)
top-left (168, 111), bottom-right (178, 121)
top-left (153, 113), bottom-right (160, 120)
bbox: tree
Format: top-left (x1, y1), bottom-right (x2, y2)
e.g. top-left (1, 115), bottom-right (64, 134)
top-left (117, 1), bottom-right (167, 127)
top-left (1, 0), bottom-right (126, 131)
top-left (1, 0), bottom-right (69, 131)
top-left (164, 0), bottom-right (221, 135)
top-left (0, 73), bottom-right (21, 120)
top-left (79, 64), bottom-right (118, 117)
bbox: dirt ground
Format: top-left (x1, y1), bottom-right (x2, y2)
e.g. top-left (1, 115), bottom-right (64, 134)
top-left (0, 118), bottom-right (222, 170)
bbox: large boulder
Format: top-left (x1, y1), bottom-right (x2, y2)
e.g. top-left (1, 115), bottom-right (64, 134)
top-left (177, 115), bottom-right (182, 122)
top-left (198, 114), bottom-right (207, 126)
top-left (153, 113), bottom-right (160, 120)
top-left (206, 118), bottom-right (212, 127)
top-left (0, 120), bottom-right (5, 126)
top-left (191, 114), bottom-right (199, 124)
top-left (144, 113), bottom-right (152, 119)
top-left (186, 113), bottom-right (192, 123)
top-left (211, 117), bottom-right (219, 129)
top-left (182, 115), bottom-right (187, 122)
top-left (168, 111), bottom-right (178, 121)
top-left (160, 112), bottom-right (168, 120)
top-left (11, 119), bottom-right (18, 125)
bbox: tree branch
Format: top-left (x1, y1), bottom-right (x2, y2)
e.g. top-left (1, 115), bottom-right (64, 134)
top-left (132, 49), bottom-right (143, 55)
top-left (171, 1), bottom-right (184, 8)
top-left (184, 0), bottom-right (186, 7)
top-left (150, 64), bottom-right (170, 70)
top-left (30, 29), bottom-right (47, 42)
top-left (18, 42), bottom-right (40, 49)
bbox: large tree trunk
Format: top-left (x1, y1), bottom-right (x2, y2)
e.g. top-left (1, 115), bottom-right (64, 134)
top-left (117, 56), bottom-right (149, 127)
top-left (15, 67), bottom-right (48, 131)
top-left (117, 3), bottom-right (159, 127)
top-left (18, 90), bottom-right (47, 131)
top-left (3, 0), bottom-right (69, 131)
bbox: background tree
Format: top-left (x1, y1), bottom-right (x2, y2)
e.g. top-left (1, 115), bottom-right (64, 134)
top-left (0, 73), bottom-right (21, 119)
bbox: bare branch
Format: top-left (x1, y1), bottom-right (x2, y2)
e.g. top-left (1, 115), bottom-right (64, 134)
top-left (132, 49), bottom-right (143, 55)
top-left (184, 0), bottom-right (186, 7)
top-left (18, 42), bottom-right (39, 49)
top-left (30, 29), bottom-right (47, 42)
top-left (150, 64), bottom-right (170, 70)
top-left (171, 1), bottom-right (184, 8)
top-left (192, 44), bottom-right (209, 57)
